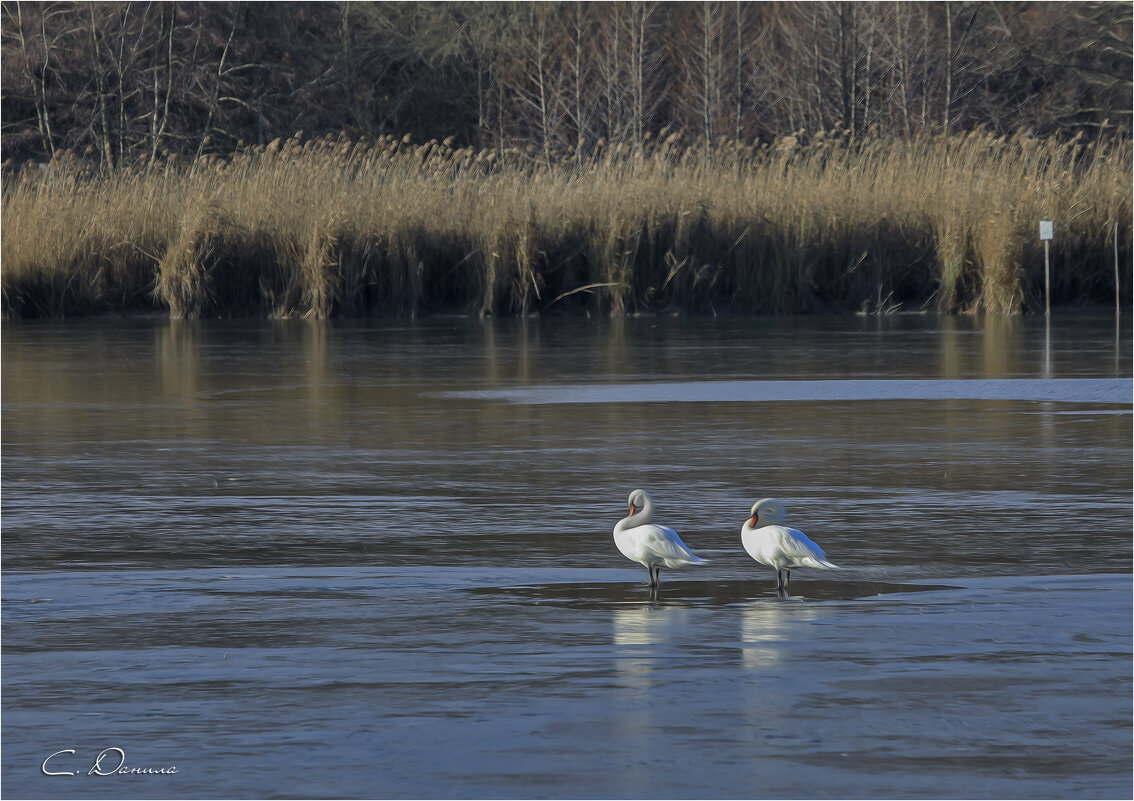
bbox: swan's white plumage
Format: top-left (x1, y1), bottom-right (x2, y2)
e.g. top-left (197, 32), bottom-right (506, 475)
top-left (614, 489), bottom-right (707, 586)
top-left (741, 498), bottom-right (837, 589)
top-left (615, 522), bottom-right (704, 569)
top-left (742, 524), bottom-right (836, 570)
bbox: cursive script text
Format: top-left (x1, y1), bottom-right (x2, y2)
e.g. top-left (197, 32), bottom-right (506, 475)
top-left (42, 748), bottom-right (178, 776)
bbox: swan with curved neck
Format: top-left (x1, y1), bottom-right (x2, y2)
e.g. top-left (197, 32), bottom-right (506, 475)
top-left (614, 489), bottom-right (707, 588)
top-left (741, 498), bottom-right (838, 593)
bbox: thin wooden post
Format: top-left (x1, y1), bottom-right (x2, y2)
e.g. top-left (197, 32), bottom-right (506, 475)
top-left (1044, 313), bottom-right (1052, 377)
top-left (1115, 221), bottom-right (1120, 315)
top-left (1039, 219), bottom-right (1053, 316)
top-left (1044, 240), bottom-right (1051, 317)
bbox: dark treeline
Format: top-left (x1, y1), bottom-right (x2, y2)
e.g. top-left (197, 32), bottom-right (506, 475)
top-left (3, 1), bottom-right (1131, 167)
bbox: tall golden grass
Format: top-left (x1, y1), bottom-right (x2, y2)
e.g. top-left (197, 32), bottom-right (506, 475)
top-left (2, 131), bottom-right (1129, 318)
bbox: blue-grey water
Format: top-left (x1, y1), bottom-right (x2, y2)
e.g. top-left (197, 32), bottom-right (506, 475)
top-left (2, 313), bottom-right (1131, 799)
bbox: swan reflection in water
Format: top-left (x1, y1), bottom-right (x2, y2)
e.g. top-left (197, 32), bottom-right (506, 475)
top-left (612, 604), bottom-right (693, 645)
top-left (740, 600), bottom-right (819, 669)
top-left (608, 603), bottom-right (694, 796)
top-left (612, 604), bottom-right (692, 688)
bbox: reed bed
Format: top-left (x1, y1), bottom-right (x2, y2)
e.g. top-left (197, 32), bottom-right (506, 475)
top-left (2, 131), bottom-right (1129, 318)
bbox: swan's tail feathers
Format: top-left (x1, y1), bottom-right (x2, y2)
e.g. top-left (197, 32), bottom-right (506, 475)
top-left (666, 553), bottom-right (709, 567)
top-left (802, 557), bottom-right (839, 569)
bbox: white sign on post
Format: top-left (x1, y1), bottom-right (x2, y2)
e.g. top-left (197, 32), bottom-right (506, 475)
top-left (1039, 219), bottom-right (1054, 240)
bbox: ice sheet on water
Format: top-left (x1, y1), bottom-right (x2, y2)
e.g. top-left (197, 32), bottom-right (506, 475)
top-left (445, 377), bottom-right (1132, 405)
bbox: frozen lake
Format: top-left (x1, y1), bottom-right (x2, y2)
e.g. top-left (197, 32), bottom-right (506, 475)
top-left (3, 314), bottom-right (1131, 798)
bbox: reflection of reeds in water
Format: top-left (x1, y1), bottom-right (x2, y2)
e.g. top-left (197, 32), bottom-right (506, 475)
top-left (938, 313), bottom-right (1028, 380)
top-left (300, 318), bottom-right (328, 407)
top-left (157, 319), bottom-right (201, 401)
top-left (3, 132), bottom-right (1129, 318)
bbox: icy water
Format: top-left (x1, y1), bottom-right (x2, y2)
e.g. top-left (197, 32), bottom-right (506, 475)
top-left (2, 314), bottom-right (1131, 799)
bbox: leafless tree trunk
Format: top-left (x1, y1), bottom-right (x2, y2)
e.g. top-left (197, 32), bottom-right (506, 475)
top-left (734, 2), bottom-right (743, 147)
top-left (148, 3), bottom-right (175, 165)
top-left (632, 1), bottom-right (645, 150)
top-left (811, 6), bottom-right (826, 131)
top-left (893, 2), bottom-right (913, 137)
top-left (944, 1), bottom-right (953, 136)
top-left (5, 2), bottom-right (64, 158)
top-left (533, 10), bottom-right (551, 164)
top-left (837, 1), bottom-right (858, 135)
top-left (700, 1), bottom-right (716, 152)
top-left (87, 4), bottom-right (114, 169)
top-left (570, 3), bottom-right (588, 152)
top-left (599, 4), bottom-right (622, 142)
top-left (35, 5), bottom-right (58, 157)
top-left (195, 2), bottom-right (239, 162)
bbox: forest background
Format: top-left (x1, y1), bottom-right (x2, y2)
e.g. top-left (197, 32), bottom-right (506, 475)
top-left (2, 1), bottom-right (1131, 318)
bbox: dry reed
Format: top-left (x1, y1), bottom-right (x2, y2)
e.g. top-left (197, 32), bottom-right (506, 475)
top-left (2, 131), bottom-right (1129, 318)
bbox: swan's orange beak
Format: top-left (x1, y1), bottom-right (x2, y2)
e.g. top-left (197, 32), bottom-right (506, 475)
top-left (750, 514), bottom-right (759, 526)
top-left (629, 503), bottom-right (637, 515)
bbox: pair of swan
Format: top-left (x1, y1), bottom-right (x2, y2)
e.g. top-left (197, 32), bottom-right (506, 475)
top-left (612, 489), bottom-right (838, 591)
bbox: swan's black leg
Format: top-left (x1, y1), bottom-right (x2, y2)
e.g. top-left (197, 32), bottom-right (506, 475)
top-left (784, 569), bottom-right (791, 590)
top-left (775, 569), bottom-right (789, 597)
top-left (655, 567), bottom-right (662, 588)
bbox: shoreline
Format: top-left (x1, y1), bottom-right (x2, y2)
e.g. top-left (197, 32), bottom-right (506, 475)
top-left (4, 305), bottom-right (1129, 325)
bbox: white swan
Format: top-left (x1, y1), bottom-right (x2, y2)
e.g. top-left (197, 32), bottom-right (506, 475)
top-left (741, 498), bottom-right (838, 592)
top-left (613, 489), bottom-right (708, 587)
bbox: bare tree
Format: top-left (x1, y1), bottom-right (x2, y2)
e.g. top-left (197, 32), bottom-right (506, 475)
top-left (194, 3), bottom-right (239, 162)
top-left (2, 2), bottom-right (77, 159)
top-left (3, 1), bottom-right (1130, 168)
top-left (147, 3), bottom-right (176, 164)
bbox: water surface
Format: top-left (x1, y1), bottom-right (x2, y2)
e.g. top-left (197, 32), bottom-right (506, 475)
top-left (3, 314), bottom-right (1131, 798)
